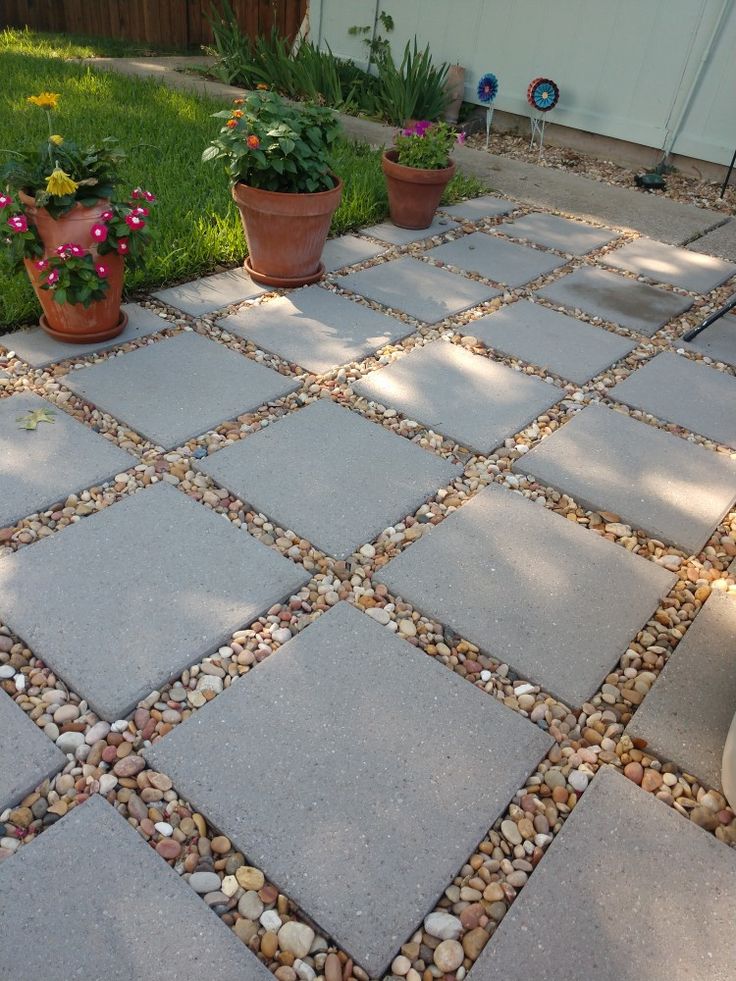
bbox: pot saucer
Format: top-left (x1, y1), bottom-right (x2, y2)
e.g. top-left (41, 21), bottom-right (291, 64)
top-left (39, 309), bottom-right (129, 344)
top-left (244, 257), bottom-right (325, 289)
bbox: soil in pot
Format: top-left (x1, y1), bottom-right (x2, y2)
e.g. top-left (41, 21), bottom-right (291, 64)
top-left (382, 150), bottom-right (456, 229)
top-left (232, 176), bottom-right (343, 288)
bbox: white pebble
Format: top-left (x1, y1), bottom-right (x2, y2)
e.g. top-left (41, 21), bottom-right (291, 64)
top-left (514, 683), bottom-right (535, 696)
top-left (359, 543), bottom-right (376, 558)
top-left (154, 822), bottom-right (173, 837)
top-left (111, 719), bottom-right (129, 733)
top-left (424, 910), bottom-right (462, 940)
top-left (260, 909), bottom-right (282, 931)
top-left (14, 675), bottom-right (25, 692)
top-left (480, 670), bottom-right (492, 682)
top-left (568, 770), bottom-right (589, 792)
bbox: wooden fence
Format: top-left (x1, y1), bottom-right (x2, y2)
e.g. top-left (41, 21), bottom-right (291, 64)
top-left (1, 0), bottom-right (308, 48)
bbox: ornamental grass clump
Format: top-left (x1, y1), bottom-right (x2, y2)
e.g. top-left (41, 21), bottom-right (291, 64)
top-left (0, 91), bottom-right (155, 308)
top-left (202, 89), bottom-right (341, 193)
top-left (394, 120), bottom-right (466, 170)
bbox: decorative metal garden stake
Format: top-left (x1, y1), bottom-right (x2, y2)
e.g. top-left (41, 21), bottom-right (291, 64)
top-left (527, 77), bottom-right (559, 158)
top-left (477, 73), bottom-right (498, 149)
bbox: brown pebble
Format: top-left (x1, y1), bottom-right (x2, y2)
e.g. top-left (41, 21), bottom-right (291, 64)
top-left (260, 931), bottom-right (279, 959)
top-left (462, 927), bottom-right (489, 960)
top-left (211, 835), bottom-right (231, 854)
top-left (236, 865), bottom-right (265, 890)
top-left (623, 762), bottom-right (644, 785)
top-left (156, 839), bottom-right (182, 860)
top-left (325, 953), bottom-right (342, 981)
top-left (234, 918), bottom-right (259, 944)
top-left (259, 883), bottom-right (278, 904)
top-left (641, 769), bottom-right (663, 792)
top-left (113, 755), bottom-right (145, 777)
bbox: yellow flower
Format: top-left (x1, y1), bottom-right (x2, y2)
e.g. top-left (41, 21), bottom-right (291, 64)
top-left (49, 134), bottom-right (64, 146)
top-left (256, 83), bottom-right (269, 90)
top-left (45, 167), bottom-right (78, 197)
top-left (28, 92), bottom-right (60, 110)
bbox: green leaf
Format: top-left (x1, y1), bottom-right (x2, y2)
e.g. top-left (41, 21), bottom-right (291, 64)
top-left (17, 407), bottom-right (56, 430)
top-left (202, 145), bottom-right (220, 162)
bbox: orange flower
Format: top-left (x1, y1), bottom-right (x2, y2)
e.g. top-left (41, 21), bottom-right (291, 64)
top-left (226, 119), bottom-right (238, 129)
top-left (256, 83), bottom-right (269, 91)
top-left (233, 98), bottom-right (244, 105)
top-left (232, 109), bottom-right (243, 118)
top-left (247, 134), bottom-right (260, 149)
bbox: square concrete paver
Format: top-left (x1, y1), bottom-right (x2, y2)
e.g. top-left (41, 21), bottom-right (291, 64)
top-left (321, 234), bottom-right (386, 272)
top-left (0, 795), bottom-right (272, 981)
top-left (0, 304), bottom-right (168, 369)
top-left (0, 692), bottom-right (66, 811)
top-left (496, 212), bottom-right (618, 255)
top-left (0, 483), bottom-right (308, 720)
top-left (425, 232), bottom-right (565, 287)
top-left (462, 299), bottom-right (636, 383)
top-left (353, 340), bottom-right (565, 454)
top-left (609, 352), bottom-right (736, 448)
top-left (515, 404), bottom-right (736, 554)
top-left (627, 593), bottom-right (736, 790)
top-left (64, 331), bottom-right (299, 450)
top-left (473, 766), bottom-right (736, 981)
top-left (601, 238), bottom-right (736, 292)
top-left (146, 602), bottom-right (552, 976)
top-left (196, 399), bottom-right (460, 559)
top-left (377, 482), bottom-right (675, 706)
top-left (358, 217), bottom-right (459, 245)
top-left (537, 266), bottom-right (693, 336)
top-left (153, 268), bottom-right (266, 316)
top-left (0, 392), bottom-right (134, 529)
top-left (217, 286), bottom-right (412, 373)
top-left (339, 257), bottom-right (499, 324)
top-left (684, 317), bottom-right (736, 369)
top-left (439, 194), bottom-right (514, 220)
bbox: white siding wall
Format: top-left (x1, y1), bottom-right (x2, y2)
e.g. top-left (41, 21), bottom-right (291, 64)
top-left (311, 0), bottom-right (736, 166)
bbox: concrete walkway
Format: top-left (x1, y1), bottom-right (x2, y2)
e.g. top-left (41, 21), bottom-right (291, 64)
top-left (1, 183), bottom-right (736, 979)
top-left (88, 55), bottom-right (732, 250)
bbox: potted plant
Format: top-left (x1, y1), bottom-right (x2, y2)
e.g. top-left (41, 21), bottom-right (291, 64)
top-left (1, 92), bottom-right (155, 343)
top-left (203, 90), bottom-right (342, 288)
top-left (382, 120), bottom-right (464, 229)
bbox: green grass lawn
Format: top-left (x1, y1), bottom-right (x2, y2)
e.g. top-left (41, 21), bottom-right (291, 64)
top-left (0, 32), bottom-right (486, 329)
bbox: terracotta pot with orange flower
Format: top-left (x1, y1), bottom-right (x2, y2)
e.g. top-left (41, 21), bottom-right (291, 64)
top-left (1, 91), bottom-right (155, 343)
top-left (203, 90), bottom-right (342, 288)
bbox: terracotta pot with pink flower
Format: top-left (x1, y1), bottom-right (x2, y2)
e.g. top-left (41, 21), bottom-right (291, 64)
top-left (382, 120), bottom-right (464, 229)
top-left (1, 91), bottom-right (155, 343)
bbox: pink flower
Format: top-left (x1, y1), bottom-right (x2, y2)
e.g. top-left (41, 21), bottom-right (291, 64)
top-left (125, 213), bottom-right (144, 230)
top-left (0, 193), bottom-right (12, 208)
top-left (456, 131), bottom-right (467, 145)
top-left (100, 210), bottom-right (114, 222)
top-left (7, 214), bottom-right (27, 233)
top-left (95, 261), bottom-right (109, 278)
top-left (143, 190), bottom-right (156, 203)
top-left (131, 187), bottom-right (143, 199)
top-left (35, 258), bottom-right (49, 271)
top-left (55, 244), bottom-right (70, 257)
top-left (132, 206), bottom-right (149, 217)
top-left (47, 269), bottom-right (59, 285)
top-left (117, 238), bottom-right (130, 254)
top-left (68, 243), bottom-right (85, 257)
top-left (90, 223), bottom-right (108, 242)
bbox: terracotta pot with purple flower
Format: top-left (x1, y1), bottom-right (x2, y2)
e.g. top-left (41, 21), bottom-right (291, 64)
top-left (382, 120), bottom-right (464, 229)
top-left (1, 91), bottom-right (155, 343)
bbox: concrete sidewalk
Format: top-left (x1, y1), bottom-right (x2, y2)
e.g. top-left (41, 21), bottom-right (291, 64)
top-left (87, 55), bottom-right (731, 251)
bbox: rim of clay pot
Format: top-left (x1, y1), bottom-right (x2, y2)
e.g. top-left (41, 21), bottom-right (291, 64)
top-left (382, 149), bottom-right (455, 182)
top-left (244, 256), bottom-right (325, 289)
top-left (232, 175), bottom-right (343, 217)
top-left (39, 309), bottom-right (128, 344)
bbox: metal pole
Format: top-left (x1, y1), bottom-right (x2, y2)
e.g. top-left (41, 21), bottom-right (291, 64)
top-left (720, 145), bottom-right (736, 198)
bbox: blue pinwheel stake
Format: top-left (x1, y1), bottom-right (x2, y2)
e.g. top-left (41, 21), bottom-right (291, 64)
top-left (526, 77), bottom-right (559, 156)
top-left (477, 73), bottom-right (499, 148)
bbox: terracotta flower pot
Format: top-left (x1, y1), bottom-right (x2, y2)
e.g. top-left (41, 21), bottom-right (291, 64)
top-left (382, 150), bottom-right (456, 229)
top-left (20, 191), bottom-right (125, 343)
top-left (232, 176), bottom-right (343, 288)
top-left (443, 65), bottom-right (465, 124)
